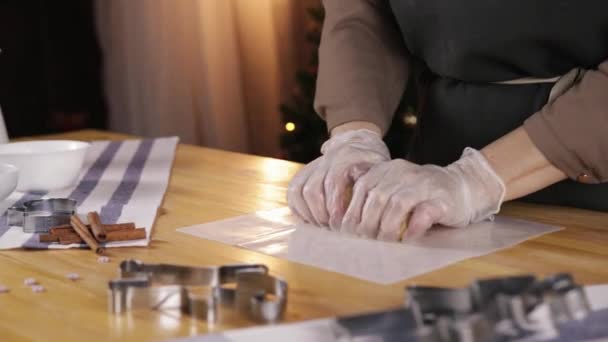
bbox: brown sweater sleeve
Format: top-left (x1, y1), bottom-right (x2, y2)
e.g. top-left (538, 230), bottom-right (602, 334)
top-left (524, 60), bottom-right (608, 184)
top-left (314, 0), bottom-right (409, 135)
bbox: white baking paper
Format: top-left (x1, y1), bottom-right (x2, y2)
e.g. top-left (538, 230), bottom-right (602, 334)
top-left (178, 207), bottom-right (562, 284)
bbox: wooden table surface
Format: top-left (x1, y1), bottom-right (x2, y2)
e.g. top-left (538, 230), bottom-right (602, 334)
top-left (1, 130), bottom-right (607, 341)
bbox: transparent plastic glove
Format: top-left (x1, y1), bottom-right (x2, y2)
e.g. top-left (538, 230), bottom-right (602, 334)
top-left (287, 129), bottom-right (390, 230)
top-left (341, 148), bottom-right (506, 241)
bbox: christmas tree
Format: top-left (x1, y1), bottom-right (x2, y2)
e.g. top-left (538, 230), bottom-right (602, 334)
top-left (279, 5), bottom-right (419, 163)
top-left (279, 6), bottom-right (327, 163)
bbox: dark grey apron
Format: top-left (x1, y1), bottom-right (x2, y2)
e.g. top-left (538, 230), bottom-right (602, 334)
top-left (388, 0), bottom-right (608, 211)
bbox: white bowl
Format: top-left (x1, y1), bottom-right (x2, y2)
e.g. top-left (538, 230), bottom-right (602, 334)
top-left (0, 140), bottom-right (89, 192)
top-left (0, 163), bottom-right (18, 200)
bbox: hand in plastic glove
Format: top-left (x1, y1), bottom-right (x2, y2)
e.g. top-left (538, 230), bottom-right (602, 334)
top-left (341, 148), bottom-right (506, 241)
top-left (287, 129), bottom-right (390, 229)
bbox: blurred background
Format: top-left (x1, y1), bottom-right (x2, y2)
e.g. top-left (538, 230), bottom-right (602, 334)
top-left (0, 0), bottom-right (416, 163)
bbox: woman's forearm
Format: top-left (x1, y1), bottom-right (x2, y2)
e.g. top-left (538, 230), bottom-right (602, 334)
top-left (481, 126), bottom-right (567, 201)
top-left (334, 123), bottom-right (566, 201)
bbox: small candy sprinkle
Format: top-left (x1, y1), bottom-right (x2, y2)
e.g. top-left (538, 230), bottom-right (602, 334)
top-left (0, 285), bottom-right (9, 293)
top-left (97, 256), bottom-right (110, 263)
top-left (31, 285), bottom-right (45, 293)
top-left (24, 278), bottom-right (37, 286)
top-left (66, 273), bottom-right (80, 281)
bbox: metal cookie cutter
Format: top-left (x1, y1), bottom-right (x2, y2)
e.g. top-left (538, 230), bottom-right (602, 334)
top-left (538, 273), bottom-right (591, 323)
top-left (405, 273), bottom-right (594, 342)
top-left (7, 198), bottom-right (76, 233)
top-left (108, 259), bottom-right (288, 324)
top-left (405, 286), bottom-right (497, 342)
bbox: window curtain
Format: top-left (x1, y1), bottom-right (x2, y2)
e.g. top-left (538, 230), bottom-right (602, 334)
top-left (95, 0), bottom-right (313, 157)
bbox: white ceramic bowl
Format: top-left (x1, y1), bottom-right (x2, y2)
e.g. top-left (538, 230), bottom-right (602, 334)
top-left (0, 163), bottom-right (18, 200)
top-left (0, 140), bottom-right (89, 192)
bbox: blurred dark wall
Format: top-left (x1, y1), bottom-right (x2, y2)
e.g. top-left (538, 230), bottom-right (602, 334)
top-left (0, 0), bottom-right (106, 138)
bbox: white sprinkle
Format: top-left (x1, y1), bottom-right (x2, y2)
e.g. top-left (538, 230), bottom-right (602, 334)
top-left (97, 256), bottom-right (110, 263)
top-left (31, 285), bottom-right (45, 293)
top-left (24, 278), bottom-right (37, 286)
top-left (0, 285), bottom-right (9, 293)
top-left (66, 273), bottom-right (80, 281)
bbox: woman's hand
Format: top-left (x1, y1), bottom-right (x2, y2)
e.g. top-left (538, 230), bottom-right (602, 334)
top-left (341, 148), bottom-right (506, 241)
top-left (287, 128), bottom-right (390, 230)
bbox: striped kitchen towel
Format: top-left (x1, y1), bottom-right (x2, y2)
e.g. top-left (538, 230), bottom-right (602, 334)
top-left (0, 137), bottom-right (178, 250)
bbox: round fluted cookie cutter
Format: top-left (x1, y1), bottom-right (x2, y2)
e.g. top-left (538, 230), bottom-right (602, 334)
top-left (7, 198), bottom-right (76, 234)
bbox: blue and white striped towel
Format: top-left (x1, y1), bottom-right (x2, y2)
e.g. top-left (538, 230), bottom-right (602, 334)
top-left (0, 137), bottom-right (179, 250)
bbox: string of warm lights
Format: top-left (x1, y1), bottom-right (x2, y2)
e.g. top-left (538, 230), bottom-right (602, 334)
top-left (285, 114), bottom-right (416, 134)
top-left (285, 122), bottom-right (296, 132)
top-left (403, 114), bottom-right (417, 126)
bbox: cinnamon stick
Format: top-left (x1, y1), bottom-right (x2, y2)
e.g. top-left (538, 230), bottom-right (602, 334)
top-left (49, 224), bottom-right (92, 236)
top-left (50, 222), bottom-right (135, 236)
top-left (70, 215), bottom-right (105, 254)
top-left (50, 227), bottom-right (74, 236)
top-left (49, 225), bottom-right (74, 236)
top-left (87, 211), bottom-right (107, 242)
top-left (59, 232), bottom-right (84, 245)
top-left (49, 224), bottom-right (71, 230)
top-left (105, 228), bottom-right (147, 242)
top-left (104, 222), bottom-right (136, 232)
top-left (39, 234), bottom-right (59, 243)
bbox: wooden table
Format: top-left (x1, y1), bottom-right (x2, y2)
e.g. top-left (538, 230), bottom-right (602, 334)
top-left (1, 130), bottom-right (607, 341)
